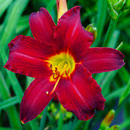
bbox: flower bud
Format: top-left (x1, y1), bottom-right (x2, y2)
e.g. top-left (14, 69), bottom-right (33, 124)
top-left (99, 109), bottom-right (115, 130)
top-left (57, 0), bottom-right (68, 20)
top-left (85, 24), bottom-right (97, 41)
top-left (107, 0), bottom-right (126, 20)
top-left (110, 125), bottom-right (120, 130)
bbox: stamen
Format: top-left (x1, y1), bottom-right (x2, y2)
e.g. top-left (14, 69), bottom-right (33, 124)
top-left (55, 67), bottom-right (57, 72)
top-left (47, 64), bottom-right (68, 96)
top-left (53, 73), bottom-right (59, 79)
top-left (50, 64), bottom-right (52, 69)
top-left (49, 77), bottom-right (61, 95)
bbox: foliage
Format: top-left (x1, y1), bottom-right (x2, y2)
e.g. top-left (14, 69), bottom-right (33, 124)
top-left (0, 0), bottom-right (130, 129)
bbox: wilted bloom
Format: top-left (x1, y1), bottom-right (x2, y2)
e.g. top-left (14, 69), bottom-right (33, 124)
top-left (4, 4), bottom-right (124, 123)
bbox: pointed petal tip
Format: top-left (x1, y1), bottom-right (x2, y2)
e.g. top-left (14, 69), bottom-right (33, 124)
top-left (83, 47), bottom-right (125, 74)
top-left (29, 7), bottom-right (55, 42)
top-left (4, 64), bottom-right (7, 69)
top-left (4, 63), bottom-right (12, 71)
top-left (58, 6), bottom-right (81, 22)
top-left (20, 78), bottom-right (54, 124)
top-left (20, 112), bottom-right (29, 124)
top-left (39, 7), bottom-right (46, 11)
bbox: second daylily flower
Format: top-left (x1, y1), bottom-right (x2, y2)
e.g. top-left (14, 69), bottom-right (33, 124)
top-left (4, 5), bottom-right (124, 123)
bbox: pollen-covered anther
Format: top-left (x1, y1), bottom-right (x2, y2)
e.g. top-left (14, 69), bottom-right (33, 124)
top-left (50, 64), bottom-right (52, 69)
top-left (53, 72), bottom-right (59, 79)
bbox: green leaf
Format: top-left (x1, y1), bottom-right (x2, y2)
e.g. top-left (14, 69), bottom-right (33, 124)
top-left (0, 0), bottom-right (13, 18)
top-left (92, 0), bottom-right (107, 47)
top-left (119, 117), bottom-right (130, 130)
top-left (16, 15), bottom-right (29, 34)
top-left (39, 106), bottom-right (48, 130)
top-left (0, 96), bottom-right (19, 110)
top-left (119, 79), bottom-right (130, 105)
top-left (0, 0), bottom-right (29, 47)
top-left (46, 0), bottom-right (56, 13)
top-left (105, 87), bottom-right (125, 102)
top-left (0, 128), bottom-right (18, 130)
top-left (0, 72), bottom-right (22, 129)
top-left (118, 67), bottom-right (130, 84)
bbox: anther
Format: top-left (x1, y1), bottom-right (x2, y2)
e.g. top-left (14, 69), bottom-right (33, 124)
top-left (55, 67), bottom-right (57, 71)
top-left (50, 64), bottom-right (52, 69)
top-left (53, 73), bottom-right (59, 79)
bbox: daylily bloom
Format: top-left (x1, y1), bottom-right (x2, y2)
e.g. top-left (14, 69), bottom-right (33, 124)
top-left (4, 5), bottom-right (124, 124)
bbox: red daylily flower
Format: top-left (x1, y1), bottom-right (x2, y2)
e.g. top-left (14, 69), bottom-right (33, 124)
top-left (4, 6), bottom-right (124, 124)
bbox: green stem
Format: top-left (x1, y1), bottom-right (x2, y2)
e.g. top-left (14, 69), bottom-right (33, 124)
top-left (103, 19), bottom-right (118, 47)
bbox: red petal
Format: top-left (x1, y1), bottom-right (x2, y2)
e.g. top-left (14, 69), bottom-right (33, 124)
top-left (4, 35), bottom-right (51, 78)
top-left (56, 64), bottom-right (105, 120)
top-left (83, 47), bottom-right (125, 74)
top-left (54, 6), bottom-right (93, 62)
top-left (29, 8), bottom-right (55, 42)
top-left (20, 78), bottom-right (55, 123)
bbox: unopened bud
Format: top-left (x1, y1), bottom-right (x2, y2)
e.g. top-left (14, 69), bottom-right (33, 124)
top-left (85, 24), bottom-right (97, 41)
top-left (113, 0), bottom-right (126, 11)
top-left (57, 0), bottom-right (68, 20)
top-left (107, 0), bottom-right (126, 20)
top-left (107, 0), bottom-right (118, 20)
top-left (110, 125), bottom-right (120, 130)
top-left (99, 109), bottom-right (115, 130)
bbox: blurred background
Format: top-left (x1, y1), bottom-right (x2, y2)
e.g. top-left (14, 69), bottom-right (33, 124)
top-left (0, 0), bottom-right (130, 130)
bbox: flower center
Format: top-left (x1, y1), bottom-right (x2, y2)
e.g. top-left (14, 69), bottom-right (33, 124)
top-left (47, 52), bottom-right (75, 81)
top-left (45, 52), bottom-right (75, 96)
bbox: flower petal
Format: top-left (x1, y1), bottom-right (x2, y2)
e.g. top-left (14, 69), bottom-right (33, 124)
top-left (56, 64), bottom-right (105, 120)
top-left (54, 6), bottom-right (93, 62)
top-left (4, 35), bottom-right (52, 78)
top-left (20, 78), bottom-right (55, 123)
top-left (83, 47), bottom-right (125, 74)
top-left (29, 8), bottom-right (55, 42)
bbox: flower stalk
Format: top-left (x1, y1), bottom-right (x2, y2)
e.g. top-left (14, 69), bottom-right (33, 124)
top-left (103, 0), bottom-right (126, 47)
